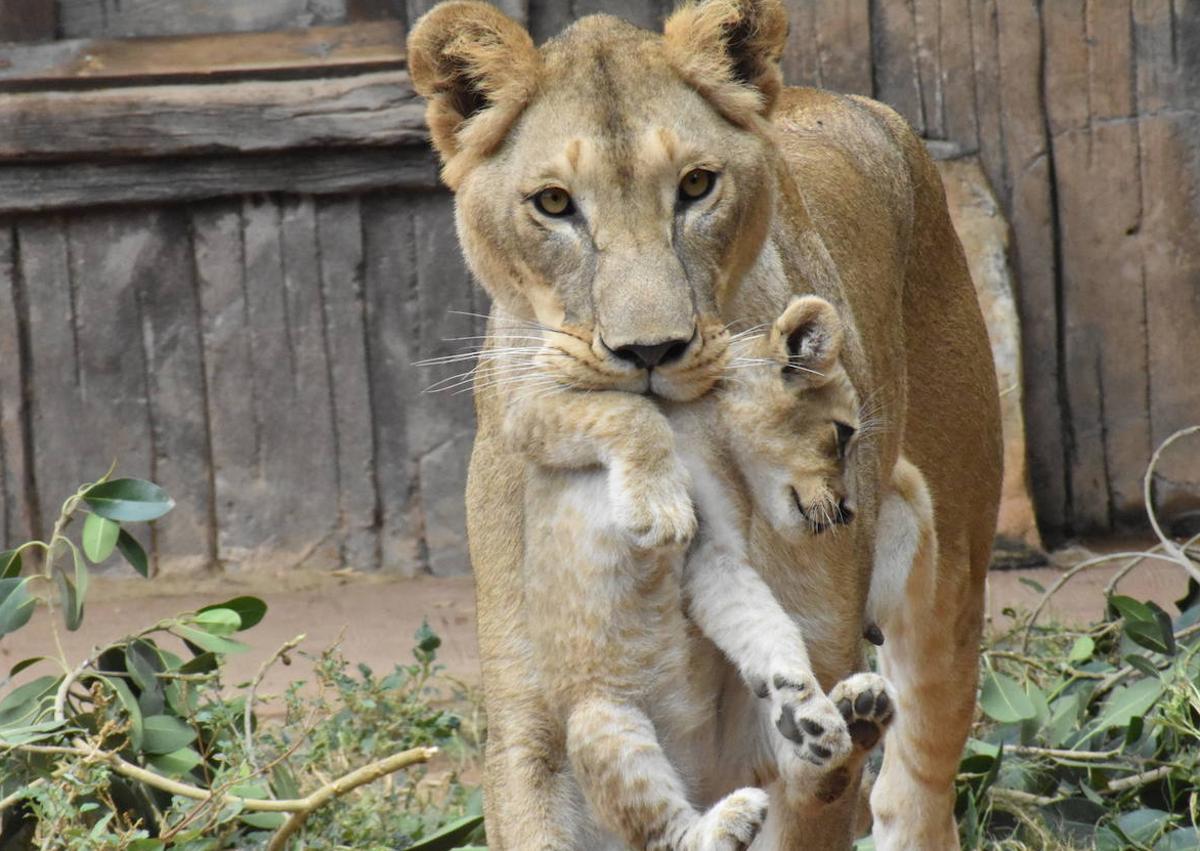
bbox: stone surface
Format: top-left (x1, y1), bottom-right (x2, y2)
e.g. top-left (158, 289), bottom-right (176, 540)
top-left (938, 157), bottom-right (1043, 557)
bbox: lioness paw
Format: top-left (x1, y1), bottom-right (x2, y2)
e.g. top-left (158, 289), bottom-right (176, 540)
top-left (685, 787), bottom-right (769, 851)
top-left (610, 460), bottom-right (696, 549)
top-left (767, 671), bottom-right (851, 767)
top-left (829, 672), bottom-right (895, 753)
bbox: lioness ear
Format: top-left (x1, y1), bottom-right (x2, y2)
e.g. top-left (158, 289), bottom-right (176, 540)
top-left (773, 296), bottom-right (844, 384)
top-left (407, 1), bottom-right (539, 186)
top-left (662, 0), bottom-right (788, 126)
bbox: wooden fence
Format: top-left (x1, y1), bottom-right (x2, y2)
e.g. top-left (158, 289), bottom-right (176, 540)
top-left (0, 1), bottom-right (1197, 578)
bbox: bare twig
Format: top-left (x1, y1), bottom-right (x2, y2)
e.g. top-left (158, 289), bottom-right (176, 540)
top-left (1106, 765), bottom-right (1174, 792)
top-left (1144, 426), bottom-right (1200, 584)
top-left (244, 634), bottom-right (306, 772)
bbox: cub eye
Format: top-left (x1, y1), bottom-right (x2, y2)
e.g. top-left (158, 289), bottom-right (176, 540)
top-left (534, 187), bottom-right (575, 217)
top-left (834, 421), bottom-right (856, 459)
top-left (679, 168), bottom-right (716, 202)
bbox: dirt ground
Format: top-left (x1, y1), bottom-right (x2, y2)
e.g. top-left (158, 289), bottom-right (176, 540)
top-left (2, 540), bottom-right (1192, 708)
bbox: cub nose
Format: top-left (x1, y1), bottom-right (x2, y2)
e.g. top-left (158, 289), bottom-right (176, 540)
top-left (611, 337), bottom-right (691, 370)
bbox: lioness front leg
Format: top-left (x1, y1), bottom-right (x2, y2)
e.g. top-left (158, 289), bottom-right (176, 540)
top-left (503, 390), bottom-right (695, 548)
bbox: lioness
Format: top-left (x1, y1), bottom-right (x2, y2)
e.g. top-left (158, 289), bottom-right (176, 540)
top-left (504, 294), bottom-right (894, 848)
top-left (408, 0), bottom-right (1002, 847)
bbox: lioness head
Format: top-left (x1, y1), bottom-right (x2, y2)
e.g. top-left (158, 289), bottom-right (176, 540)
top-left (722, 295), bottom-right (860, 536)
top-left (408, 0), bottom-right (788, 400)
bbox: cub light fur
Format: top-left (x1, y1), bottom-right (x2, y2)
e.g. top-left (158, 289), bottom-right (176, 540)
top-left (408, 0), bottom-right (1004, 847)
top-left (510, 295), bottom-right (893, 849)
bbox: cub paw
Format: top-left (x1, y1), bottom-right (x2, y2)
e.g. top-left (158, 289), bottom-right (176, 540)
top-left (766, 671), bottom-right (851, 767)
top-left (610, 460), bottom-right (696, 550)
top-left (687, 787), bottom-right (769, 851)
top-left (829, 672), bottom-right (895, 752)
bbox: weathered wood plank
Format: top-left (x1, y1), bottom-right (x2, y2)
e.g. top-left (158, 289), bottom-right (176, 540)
top-left (241, 197), bottom-right (341, 571)
top-left (994, 0), bottom-right (1067, 536)
top-left (0, 4), bottom-right (57, 43)
top-left (0, 71), bottom-right (424, 160)
top-left (528, 0), bottom-right (575, 43)
top-left (813, 0), bottom-right (872, 95)
top-left (361, 194), bottom-right (422, 574)
top-left (870, 0), bottom-right (924, 132)
top-left (136, 209), bottom-right (215, 574)
top-left (65, 210), bottom-right (157, 565)
top-left (970, 0), bottom-right (1005, 198)
top-left (938, 0), bottom-right (978, 148)
top-left (1133, 0), bottom-right (1200, 523)
top-left (0, 21), bottom-right (405, 90)
top-left (0, 224), bottom-right (32, 546)
top-left (58, 0), bottom-right (347, 40)
top-left (0, 147), bottom-right (441, 214)
top-left (571, 0), bottom-right (662, 30)
top-left (411, 192), bottom-right (476, 577)
top-left (191, 201), bottom-right (257, 572)
top-left (315, 197), bottom-right (380, 571)
top-left (781, 0), bottom-right (823, 88)
top-left (18, 215), bottom-right (88, 533)
top-left (347, 0), bottom-right (402, 22)
top-left (406, 0), bottom-right (527, 29)
top-left (913, 0), bottom-right (943, 137)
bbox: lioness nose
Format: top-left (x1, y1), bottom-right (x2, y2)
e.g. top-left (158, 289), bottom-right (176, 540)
top-left (611, 337), bottom-right (691, 369)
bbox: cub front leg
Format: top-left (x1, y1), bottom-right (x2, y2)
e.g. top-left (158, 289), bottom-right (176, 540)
top-left (504, 389), bottom-right (696, 548)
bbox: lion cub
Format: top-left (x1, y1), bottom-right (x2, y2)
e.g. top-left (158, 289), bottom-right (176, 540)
top-left (505, 296), bottom-right (892, 849)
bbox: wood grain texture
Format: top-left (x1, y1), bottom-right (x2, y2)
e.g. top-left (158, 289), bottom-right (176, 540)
top-left (812, 0), bottom-right (871, 95)
top-left (0, 148), bottom-right (440, 214)
top-left (130, 209), bottom-right (215, 574)
top-left (0, 71), bottom-right (425, 159)
top-left (0, 3), bottom-right (57, 42)
top-left (58, 0), bottom-right (347, 39)
top-left (361, 194), bottom-right (422, 574)
top-left (0, 224), bottom-right (32, 547)
top-left (316, 197), bottom-right (381, 571)
top-left (0, 21), bottom-right (405, 89)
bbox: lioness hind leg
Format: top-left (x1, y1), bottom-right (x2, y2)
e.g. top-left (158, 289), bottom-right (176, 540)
top-left (869, 486), bottom-right (974, 851)
top-left (566, 698), bottom-right (768, 851)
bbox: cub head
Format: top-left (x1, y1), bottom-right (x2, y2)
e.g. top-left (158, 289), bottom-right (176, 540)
top-left (408, 0), bottom-right (788, 400)
top-left (723, 295), bottom-right (861, 537)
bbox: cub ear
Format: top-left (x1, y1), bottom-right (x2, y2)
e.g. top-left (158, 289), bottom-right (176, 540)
top-left (662, 0), bottom-right (788, 126)
top-left (773, 295), bottom-right (844, 384)
top-left (407, 1), bottom-right (540, 186)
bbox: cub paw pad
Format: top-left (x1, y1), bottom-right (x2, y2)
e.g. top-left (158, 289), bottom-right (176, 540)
top-left (831, 673), bottom-right (895, 752)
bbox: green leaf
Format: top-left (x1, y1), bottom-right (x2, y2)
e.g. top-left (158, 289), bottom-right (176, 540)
top-left (979, 671), bottom-right (1036, 723)
top-left (0, 675), bottom-right (58, 727)
top-left (0, 718), bottom-right (69, 746)
top-left (1041, 691), bottom-right (1085, 748)
top-left (1095, 677), bottom-right (1164, 732)
top-left (1156, 828), bottom-right (1200, 850)
top-left (1018, 576), bottom-right (1045, 594)
top-left (82, 513), bottom-right (120, 563)
top-left (178, 652), bottom-right (219, 675)
top-left (402, 814), bottom-right (485, 851)
top-left (1124, 654), bottom-right (1161, 679)
top-left (0, 549), bottom-right (21, 579)
top-left (8, 657), bottom-right (45, 677)
top-left (240, 812), bottom-right (286, 830)
top-left (1110, 595), bottom-right (1154, 624)
top-left (191, 608), bottom-right (241, 636)
top-left (53, 547), bottom-right (87, 632)
top-left (126, 640), bottom-right (164, 693)
top-left (1127, 619), bottom-right (1173, 656)
top-left (0, 576), bottom-right (37, 638)
top-left (100, 674), bottom-right (144, 751)
top-left (141, 714), bottom-right (198, 755)
top-left (271, 763), bottom-right (301, 800)
top-left (1175, 578), bottom-right (1200, 613)
top-left (147, 746), bottom-right (202, 777)
top-left (173, 625), bottom-right (250, 656)
top-left (116, 529), bottom-right (150, 578)
top-left (70, 543), bottom-right (89, 628)
top-left (126, 840), bottom-right (165, 851)
top-left (199, 596), bottom-right (267, 631)
top-left (1115, 809), bottom-right (1172, 846)
top-left (1068, 636), bottom-right (1095, 662)
top-left (83, 478), bottom-right (174, 522)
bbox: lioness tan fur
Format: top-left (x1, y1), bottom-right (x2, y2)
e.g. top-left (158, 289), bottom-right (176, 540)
top-left (408, 1), bottom-right (1003, 847)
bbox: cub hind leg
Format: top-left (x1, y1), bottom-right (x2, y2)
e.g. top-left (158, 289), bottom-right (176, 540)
top-left (567, 697), bottom-right (768, 851)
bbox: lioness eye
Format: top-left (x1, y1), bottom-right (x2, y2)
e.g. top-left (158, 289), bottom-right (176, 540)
top-left (533, 187), bottom-right (575, 217)
top-left (834, 421), bottom-right (856, 459)
top-left (679, 168), bottom-right (716, 201)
